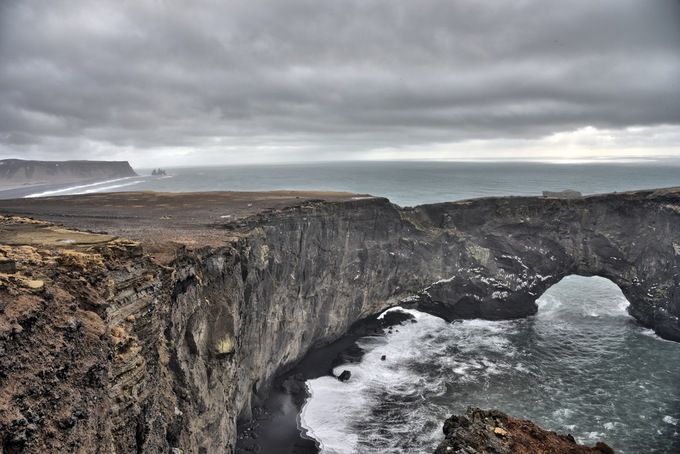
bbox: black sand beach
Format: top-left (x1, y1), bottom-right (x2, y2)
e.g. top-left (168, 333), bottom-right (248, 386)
top-left (0, 180), bottom-right (99, 199)
top-left (235, 311), bottom-right (415, 454)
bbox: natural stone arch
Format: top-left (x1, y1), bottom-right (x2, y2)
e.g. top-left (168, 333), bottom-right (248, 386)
top-left (401, 189), bottom-right (680, 342)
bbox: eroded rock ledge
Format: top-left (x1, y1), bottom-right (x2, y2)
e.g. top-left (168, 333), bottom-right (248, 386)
top-left (0, 188), bottom-right (678, 453)
top-left (435, 407), bottom-right (614, 454)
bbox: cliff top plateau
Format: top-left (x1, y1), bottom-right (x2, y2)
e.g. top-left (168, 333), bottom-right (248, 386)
top-left (0, 190), bottom-right (370, 248)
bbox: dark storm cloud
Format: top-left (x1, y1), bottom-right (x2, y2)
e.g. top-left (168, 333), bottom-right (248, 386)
top-left (1, 0), bottom-right (679, 163)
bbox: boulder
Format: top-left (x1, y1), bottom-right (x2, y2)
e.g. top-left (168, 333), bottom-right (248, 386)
top-left (337, 370), bottom-right (351, 382)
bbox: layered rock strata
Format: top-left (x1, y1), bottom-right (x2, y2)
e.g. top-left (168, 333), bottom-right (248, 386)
top-left (0, 187), bottom-right (678, 453)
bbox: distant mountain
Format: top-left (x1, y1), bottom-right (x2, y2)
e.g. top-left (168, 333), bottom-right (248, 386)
top-left (0, 159), bottom-right (137, 185)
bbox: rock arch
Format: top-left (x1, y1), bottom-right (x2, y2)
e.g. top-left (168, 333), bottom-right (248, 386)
top-left (402, 188), bottom-right (680, 342)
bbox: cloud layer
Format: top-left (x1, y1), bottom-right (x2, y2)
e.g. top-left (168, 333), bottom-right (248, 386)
top-left (1, 0), bottom-right (679, 165)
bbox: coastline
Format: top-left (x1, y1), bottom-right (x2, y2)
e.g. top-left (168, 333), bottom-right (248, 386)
top-left (0, 178), bottom-right (121, 200)
top-left (0, 181), bottom-right (64, 199)
top-left (1, 188), bottom-right (679, 452)
top-left (235, 311), bottom-right (415, 454)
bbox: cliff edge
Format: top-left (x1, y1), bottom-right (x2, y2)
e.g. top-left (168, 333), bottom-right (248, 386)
top-left (0, 188), bottom-right (678, 453)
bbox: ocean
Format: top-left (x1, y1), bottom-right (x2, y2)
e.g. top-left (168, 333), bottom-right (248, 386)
top-left (23, 159), bottom-right (680, 207)
top-left (301, 278), bottom-right (680, 454)
top-left (23, 160), bottom-right (680, 452)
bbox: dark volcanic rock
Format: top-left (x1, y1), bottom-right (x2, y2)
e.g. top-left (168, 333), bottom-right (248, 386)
top-left (401, 188), bottom-right (680, 342)
top-left (435, 407), bottom-right (615, 454)
top-left (0, 187), bottom-right (678, 453)
top-left (337, 370), bottom-right (351, 382)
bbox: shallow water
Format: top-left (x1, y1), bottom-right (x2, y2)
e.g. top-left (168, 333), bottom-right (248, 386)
top-left (301, 276), bottom-right (680, 454)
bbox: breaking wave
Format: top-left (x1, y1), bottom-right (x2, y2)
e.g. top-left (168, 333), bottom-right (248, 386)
top-left (300, 276), bottom-right (680, 454)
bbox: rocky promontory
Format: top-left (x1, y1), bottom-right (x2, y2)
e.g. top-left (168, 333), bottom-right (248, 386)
top-left (0, 188), bottom-right (678, 452)
top-left (435, 408), bottom-right (614, 454)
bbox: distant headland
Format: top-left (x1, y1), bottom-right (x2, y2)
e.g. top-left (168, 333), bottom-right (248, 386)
top-left (0, 159), bottom-right (137, 189)
top-left (0, 159), bottom-right (138, 198)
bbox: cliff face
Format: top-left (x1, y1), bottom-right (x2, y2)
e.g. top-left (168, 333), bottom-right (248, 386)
top-left (164, 198), bottom-right (428, 451)
top-left (0, 217), bottom-right (163, 453)
top-left (0, 188), bottom-right (678, 453)
top-left (0, 159), bottom-right (137, 185)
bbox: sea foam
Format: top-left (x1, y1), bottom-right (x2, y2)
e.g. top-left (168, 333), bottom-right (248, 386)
top-left (23, 177), bottom-right (141, 198)
top-left (301, 276), bottom-right (680, 454)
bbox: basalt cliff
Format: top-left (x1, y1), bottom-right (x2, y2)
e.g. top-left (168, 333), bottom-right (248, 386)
top-left (0, 188), bottom-right (678, 453)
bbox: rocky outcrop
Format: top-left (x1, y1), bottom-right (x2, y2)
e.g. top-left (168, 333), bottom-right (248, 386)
top-left (435, 407), bottom-right (614, 454)
top-left (0, 197), bottom-right (423, 453)
top-left (402, 188), bottom-right (680, 341)
top-left (0, 187), bottom-right (678, 453)
top-left (0, 159), bottom-right (137, 185)
top-left (0, 217), bottom-right (161, 453)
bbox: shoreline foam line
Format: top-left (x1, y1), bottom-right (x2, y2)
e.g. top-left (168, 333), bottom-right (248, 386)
top-left (23, 176), bottom-right (143, 198)
top-left (79, 180), bottom-right (145, 194)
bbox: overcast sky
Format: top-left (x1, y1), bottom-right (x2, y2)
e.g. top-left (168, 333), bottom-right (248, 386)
top-left (1, 0), bottom-right (679, 167)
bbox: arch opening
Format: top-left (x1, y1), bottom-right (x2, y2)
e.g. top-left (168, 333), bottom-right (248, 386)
top-left (535, 274), bottom-right (631, 320)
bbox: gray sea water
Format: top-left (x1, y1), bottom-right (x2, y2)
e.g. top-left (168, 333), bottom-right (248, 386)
top-left (25, 159), bottom-right (680, 207)
top-left (302, 277), bottom-right (680, 454)
top-left (25, 159), bottom-right (680, 452)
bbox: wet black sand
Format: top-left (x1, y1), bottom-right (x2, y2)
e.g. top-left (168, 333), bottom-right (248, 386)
top-left (235, 311), bottom-right (415, 454)
top-left (0, 181), bottom-right (81, 199)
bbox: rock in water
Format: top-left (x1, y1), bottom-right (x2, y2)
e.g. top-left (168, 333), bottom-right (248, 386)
top-left (434, 407), bottom-right (614, 454)
top-left (337, 370), bottom-right (351, 382)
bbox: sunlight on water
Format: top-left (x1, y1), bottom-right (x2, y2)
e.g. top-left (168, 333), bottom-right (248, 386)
top-left (301, 276), bottom-right (680, 454)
